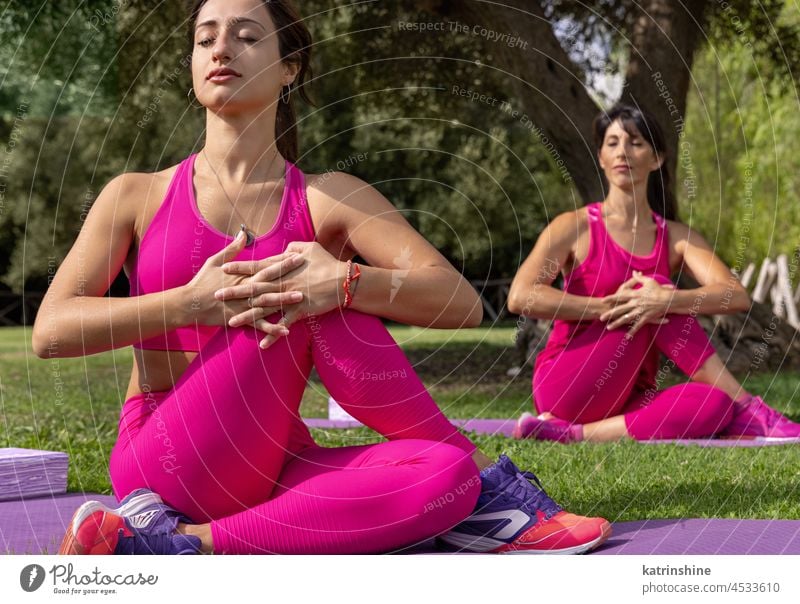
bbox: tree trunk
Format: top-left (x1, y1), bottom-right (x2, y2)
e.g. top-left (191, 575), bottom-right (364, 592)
top-left (423, 0), bottom-right (712, 204)
top-left (621, 0), bottom-right (711, 181)
top-left (427, 0), bottom-right (603, 202)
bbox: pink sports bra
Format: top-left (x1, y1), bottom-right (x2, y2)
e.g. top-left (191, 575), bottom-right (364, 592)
top-left (128, 153), bottom-right (316, 351)
top-left (536, 202), bottom-right (672, 365)
top-left (562, 201), bottom-right (671, 298)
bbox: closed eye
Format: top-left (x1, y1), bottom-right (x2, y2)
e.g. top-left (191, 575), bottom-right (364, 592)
top-left (197, 35), bottom-right (256, 46)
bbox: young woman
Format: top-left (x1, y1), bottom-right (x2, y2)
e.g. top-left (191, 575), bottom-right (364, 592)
top-left (509, 103), bottom-right (800, 443)
top-left (37, 0), bottom-right (610, 554)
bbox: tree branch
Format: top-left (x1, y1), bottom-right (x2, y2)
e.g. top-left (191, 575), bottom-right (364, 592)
top-left (423, 0), bottom-right (605, 202)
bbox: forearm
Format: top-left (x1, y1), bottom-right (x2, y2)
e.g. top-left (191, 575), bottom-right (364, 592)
top-left (32, 287), bottom-right (191, 358)
top-left (509, 283), bottom-right (605, 321)
top-left (347, 264), bottom-right (483, 328)
top-left (664, 281), bottom-right (751, 316)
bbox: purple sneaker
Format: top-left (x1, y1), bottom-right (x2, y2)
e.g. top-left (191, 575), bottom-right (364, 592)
top-left (720, 396), bottom-right (800, 439)
top-left (121, 489), bottom-right (193, 533)
top-left (512, 412), bottom-right (583, 443)
top-left (437, 455), bottom-right (610, 554)
top-left (59, 507), bottom-right (201, 555)
top-left (59, 488), bottom-right (197, 555)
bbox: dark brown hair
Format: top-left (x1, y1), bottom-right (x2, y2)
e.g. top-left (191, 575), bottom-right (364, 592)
top-left (593, 103), bottom-right (678, 221)
top-left (187, 0), bottom-right (313, 163)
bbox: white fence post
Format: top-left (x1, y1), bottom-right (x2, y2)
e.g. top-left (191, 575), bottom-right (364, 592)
top-left (741, 255), bottom-right (799, 332)
top-left (776, 255), bottom-right (799, 329)
top-left (752, 258), bottom-right (777, 304)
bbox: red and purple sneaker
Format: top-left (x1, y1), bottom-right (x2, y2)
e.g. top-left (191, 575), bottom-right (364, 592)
top-left (120, 489), bottom-right (193, 533)
top-left (720, 396), bottom-right (800, 440)
top-left (512, 412), bottom-right (583, 443)
top-left (438, 454), bottom-right (611, 554)
top-left (59, 489), bottom-right (199, 555)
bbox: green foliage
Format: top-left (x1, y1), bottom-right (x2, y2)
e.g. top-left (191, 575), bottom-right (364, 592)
top-left (547, 0), bottom-right (800, 86)
top-left (680, 2), bottom-right (800, 268)
top-left (0, 1), bottom-right (200, 294)
top-left (298, 2), bottom-right (573, 277)
top-left (1, 0), bottom-right (799, 293)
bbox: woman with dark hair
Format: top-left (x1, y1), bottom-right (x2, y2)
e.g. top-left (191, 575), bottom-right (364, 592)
top-left (42, 0), bottom-right (610, 555)
top-left (509, 103), bottom-right (800, 443)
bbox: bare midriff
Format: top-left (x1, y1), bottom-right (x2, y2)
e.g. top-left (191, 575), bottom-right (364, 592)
top-left (121, 167), bottom-right (330, 402)
top-left (126, 349), bottom-right (197, 400)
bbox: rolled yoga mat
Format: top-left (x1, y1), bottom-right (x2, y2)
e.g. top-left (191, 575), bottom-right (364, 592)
top-left (0, 448), bottom-right (69, 502)
top-left (2, 493), bottom-right (798, 555)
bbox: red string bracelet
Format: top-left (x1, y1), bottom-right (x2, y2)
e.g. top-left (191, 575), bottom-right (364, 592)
top-left (342, 259), bottom-right (361, 308)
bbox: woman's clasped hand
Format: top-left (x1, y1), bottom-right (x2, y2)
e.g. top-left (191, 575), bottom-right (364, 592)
top-left (214, 240), bottom-right (350, 348)
top-left (599, 271), bottom-right (676, 337)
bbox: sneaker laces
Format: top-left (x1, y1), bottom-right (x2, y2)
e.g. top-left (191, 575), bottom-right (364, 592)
top-left (743, 398), bottom-right (786, 429)
top-left (115, 527), bottom-right (199, 555)
top-left (758, 402), bottom-right (786, 428)
top-left (489, 469), bottom-right (563, 520)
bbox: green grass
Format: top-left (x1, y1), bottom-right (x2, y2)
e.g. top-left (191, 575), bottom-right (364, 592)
top-left (2, 324), bottom-right (799, 522)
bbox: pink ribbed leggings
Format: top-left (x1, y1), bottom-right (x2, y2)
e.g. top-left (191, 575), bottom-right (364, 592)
top-left (109, 309), bottom-right (481, 554)
top-left (534, 310), bottom-right (734, 440)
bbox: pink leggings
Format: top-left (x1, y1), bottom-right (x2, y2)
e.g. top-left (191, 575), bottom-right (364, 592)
top-left (110, 310), bottom-right (481, 554)
top-left (534, 310), bottom-right (734, 440)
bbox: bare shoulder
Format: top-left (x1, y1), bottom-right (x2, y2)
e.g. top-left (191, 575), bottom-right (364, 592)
top-left (304, 171), bottom-right (342, 207)
top-left (665, 219), bottom-right (709, 250)
top-left (96, 167), bottom-right (173, 213)
top-left (109, 164), bottom-right (180, 237)
top-left (545, 207), bottom-right (589, 243)
top-left (84, 172), bottom-right (144, 234)
top-left (129, 164), bottom-right (179, 205)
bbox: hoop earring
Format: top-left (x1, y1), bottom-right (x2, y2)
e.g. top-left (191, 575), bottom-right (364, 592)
top-left (187, 88), bottom-right (203, 109)
top-left (280, 84), bottom-right (292, 104)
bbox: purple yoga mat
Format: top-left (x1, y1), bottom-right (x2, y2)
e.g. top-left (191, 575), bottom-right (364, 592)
top-left (640, 437), bottom-right (800, 447)
top-left (402, 518), bottom-right (800, 555)
top-left (304, 418), bottom-right (800, 446)
top-left (0, 492), bottom-right (117, 554)
top-left (2, 493), bottom-right (798, 555)
top-left (592, 518), bottom-right (800, 555)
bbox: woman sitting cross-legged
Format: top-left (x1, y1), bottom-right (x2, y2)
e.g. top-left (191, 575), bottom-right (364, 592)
top-left (509, 103), bottom-right (800, 444)
top-left (37, 0), bottom-right (611, 555)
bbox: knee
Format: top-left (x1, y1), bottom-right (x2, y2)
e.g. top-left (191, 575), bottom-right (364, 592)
top-left (685, 383), bottom-right (734, 431)
top-left (311, 308), bottom-right (393, 347)
top-left (426, 441), bottom-right (480, 478)
top-left (315, 308), bottom-right (381, 330)
top-left (392, 440), bottom-right (480, 522)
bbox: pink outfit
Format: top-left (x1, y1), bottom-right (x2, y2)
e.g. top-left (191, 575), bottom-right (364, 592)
top-left (128, 154), bottom-right (317, 351)
top-left (533, 202), bottom-right (733, 439)
top-left (111, 153), bottom-right (480, 553)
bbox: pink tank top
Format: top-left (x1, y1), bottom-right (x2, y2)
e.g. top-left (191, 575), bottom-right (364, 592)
top-left (537, 202), bottom-right (671, 364)
top-left (128, 153), bottom-right (316, 351)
